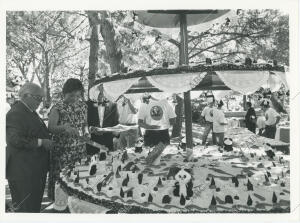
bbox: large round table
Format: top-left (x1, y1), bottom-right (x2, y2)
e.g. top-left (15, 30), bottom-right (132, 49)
top-left (59, 137), bottom-right (290, 213)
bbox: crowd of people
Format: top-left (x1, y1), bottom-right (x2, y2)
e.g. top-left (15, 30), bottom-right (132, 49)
top-left (5, 78), bottom-right (178, 212)
top-left (6, 78), bottom-right (282, 213)
top-left (200, 93), bottom-right (281, 147)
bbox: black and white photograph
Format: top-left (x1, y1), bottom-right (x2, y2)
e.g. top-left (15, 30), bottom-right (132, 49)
top-left (1, 0), bottom-right (300, 222)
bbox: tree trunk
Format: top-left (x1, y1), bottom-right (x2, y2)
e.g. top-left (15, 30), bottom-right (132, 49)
top-left (99, 12), bottom-right (122, 74)
top-left (87, 12), bottom-right (100, 90)
top-left (79, 66), bottom-right (85, 82)
top-left (44, 51), bottom-right (51, 105)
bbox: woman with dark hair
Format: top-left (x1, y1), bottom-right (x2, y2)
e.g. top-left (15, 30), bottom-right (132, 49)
top-left (245, 101), bottom-right (257, 133)
top-left (47, 78), bottom-right (89, 203)
top-left (212, 100), bottom-right (227, 146)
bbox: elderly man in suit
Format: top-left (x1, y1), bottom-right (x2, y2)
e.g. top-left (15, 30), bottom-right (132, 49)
top-left (86, 84), bottom-right (119, 155)
top-left (6, 83), bottom-right (53, 213)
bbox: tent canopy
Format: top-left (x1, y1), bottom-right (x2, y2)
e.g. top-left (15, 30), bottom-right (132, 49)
top-left (89, 63), bottom-right (287, 102)
top-left (126, 72), bottom-right (231, 93)
top-left (135, 10), bottom-right (230, 28)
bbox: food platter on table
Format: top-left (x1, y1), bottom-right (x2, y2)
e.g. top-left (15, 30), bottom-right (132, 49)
top-left (90, 124), bottom-right (139, 134)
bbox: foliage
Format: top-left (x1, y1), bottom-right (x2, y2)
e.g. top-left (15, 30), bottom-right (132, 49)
top-left (6, 11), bottom-right (90, 103)
top-left (185, 10), bottom-right (289, 65)
top-left (6, 9), bottom-right (289, 105)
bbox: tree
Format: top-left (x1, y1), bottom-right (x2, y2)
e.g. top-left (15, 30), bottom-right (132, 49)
top-left (185, 10), bottom-right (289, 64)
top-left (99, 11), bottom-right (123, 74)
top-left (82, 10), bottom-right (288, 137)
top-left (7, 11), bottom-right (89, 104)
top-left (146, 9), bottom-right (289, 136)
top-left (7, 9), bottom-right (288, 115)
top-left (86, 11), bottom-right (100, 90)
top-left (85, 11), bottom-right (179, 87)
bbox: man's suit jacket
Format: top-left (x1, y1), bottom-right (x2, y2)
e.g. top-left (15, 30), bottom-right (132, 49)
top-left (6, 101), bottom-right (50, 180)
top-left (245, 107), bottom-right (257, 129)
top-left (86, 100), bottom-right (119, 153)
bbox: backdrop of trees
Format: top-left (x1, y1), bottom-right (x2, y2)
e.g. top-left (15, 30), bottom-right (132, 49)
top-left (6, 10), bottom-right (289, 135)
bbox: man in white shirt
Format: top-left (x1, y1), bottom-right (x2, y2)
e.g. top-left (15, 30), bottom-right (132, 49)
top-left (117, 95), bottom-right (138, 125)
top-left (117, 95), bottom-right (138, 149)
top-left (138, 98), bottom-right (176, 147)
top-left (201, 96), bottom-right (214, 145)
top-left (212, 100), bottom-right (227, 146)
top-left (261, 99), bottom-right (280, 139)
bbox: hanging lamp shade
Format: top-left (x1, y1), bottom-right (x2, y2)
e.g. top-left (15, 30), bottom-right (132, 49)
top-left (135, 10), bottom-right (230, 28)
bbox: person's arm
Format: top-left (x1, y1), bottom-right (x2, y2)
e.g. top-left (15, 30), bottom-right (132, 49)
top-left (127, 99), bottom-right (138, 114)
top-left (200, 107), bottom-right (207, 121)
top-left (219, 112), bottom-right (227, 125)
top-left (252, 108), bottom-right (257, 119)
top-left (166, 101), bottom-right (177, 127)
top-left (201, 107), bottom-right (206, 117)
top-left (6, 111), bottom-right (39, 150)
top-left (274, 111), bottom-right (281, 125)
top-left (48, 108), bottom-right (66, 134)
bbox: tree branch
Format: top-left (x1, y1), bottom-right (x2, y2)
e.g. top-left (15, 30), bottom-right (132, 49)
top-left (44, 12), bottom-right (63, 34)
top-left (168, 38), bottom-right (180, 48)
top-left (206, 49), bottom-right (247, 55)
top-left (189, 36), bottom-right (243, 60)
top-left (55, 46), bottom-right (89, 63)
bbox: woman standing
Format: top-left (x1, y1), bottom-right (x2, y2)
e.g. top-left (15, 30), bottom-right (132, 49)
top-left (245, 102), bottom-right (257, 133)
top-left (212, 100), bottom-right (227, 147)
top-left (47, 78), bottom-right (89, 201)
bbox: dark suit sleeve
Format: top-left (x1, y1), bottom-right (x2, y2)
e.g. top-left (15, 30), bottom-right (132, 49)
top-left (6, 111), bottom-right (39, 150)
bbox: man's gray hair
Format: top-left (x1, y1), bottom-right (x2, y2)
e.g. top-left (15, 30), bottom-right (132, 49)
top-left (18, 82), bottom-right (44, 99)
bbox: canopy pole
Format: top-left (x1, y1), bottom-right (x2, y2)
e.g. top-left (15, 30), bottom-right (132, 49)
top-left (243, 95), bottom-right (247, 111)
top-left (180, 14), bottom-right (193, 157)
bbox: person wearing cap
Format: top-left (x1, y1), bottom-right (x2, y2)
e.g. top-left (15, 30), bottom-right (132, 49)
top-left (245, 101), bottom-right (257, 133)
top-left (260, 99), bottom-right (280, 139)
top-left (86, 84), bottom-right (119, 154)
top-left (212, 100), bottom-right (227, 146)
top-left (116, 95), bottom-right (139, 149)
top-left (48, 78), bottom-right (89, 202)
top-left (6, 82), bottom-right (53, 212)
top-left (201, 94), bottom-right (215, 145)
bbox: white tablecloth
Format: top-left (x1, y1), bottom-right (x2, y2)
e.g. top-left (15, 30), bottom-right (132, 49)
top-left (275, 127), bottom-right (290, 143)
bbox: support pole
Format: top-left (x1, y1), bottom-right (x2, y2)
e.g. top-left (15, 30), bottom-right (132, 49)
top-left (180, 14), bottom-right (193, 156)
top-left (243, 95), bottom-right (247, 111)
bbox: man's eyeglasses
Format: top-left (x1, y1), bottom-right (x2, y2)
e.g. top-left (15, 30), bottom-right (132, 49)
top-left (27, 93), bottom-right (44, 102)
